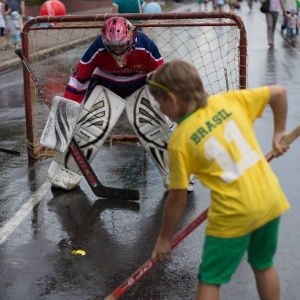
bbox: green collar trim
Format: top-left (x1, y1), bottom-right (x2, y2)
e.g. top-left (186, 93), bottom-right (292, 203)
top-left (177, 109), bottom-right (197, 124)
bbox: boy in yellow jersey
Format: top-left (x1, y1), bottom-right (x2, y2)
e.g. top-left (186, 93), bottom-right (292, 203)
top-left (148, 60), bottom-right (290, 300)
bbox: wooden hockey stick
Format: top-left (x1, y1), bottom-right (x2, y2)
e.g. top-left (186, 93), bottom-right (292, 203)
top-left (15, 48), bottom-right (139, 201)
top-left (104, 208), bottom-right (208, 300)
top-left (265, 124), bottom-right (300, 162)
top-left (0, 147), bottom-right (20, 156)
top-left (104, 124), bottom-right (300, 299)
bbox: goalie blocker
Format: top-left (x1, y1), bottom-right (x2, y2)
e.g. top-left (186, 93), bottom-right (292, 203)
top-left (43, 85), bottom-right (194, 191)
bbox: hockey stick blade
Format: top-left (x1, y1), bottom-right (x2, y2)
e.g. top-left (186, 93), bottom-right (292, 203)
top-left (15, 48), bottom-right (139, 201)
top-left (0, 147), bottom-right (20, 156)
top-left (69, 139), bottom-right (139, 200)
top-left (104, 124), bottom-right (300, 299)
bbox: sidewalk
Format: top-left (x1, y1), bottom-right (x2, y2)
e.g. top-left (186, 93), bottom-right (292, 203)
top-left (0, 6), bottom-right (112, 72)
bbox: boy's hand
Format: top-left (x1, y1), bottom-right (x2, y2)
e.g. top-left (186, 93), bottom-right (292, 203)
top-left (151, 236), bottom-right (172, 262)
top-left (272, 130), bottom-right (289, 156)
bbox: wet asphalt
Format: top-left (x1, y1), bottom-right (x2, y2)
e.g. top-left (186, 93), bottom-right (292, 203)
top-left (0, 2), bottom-right (300, 300)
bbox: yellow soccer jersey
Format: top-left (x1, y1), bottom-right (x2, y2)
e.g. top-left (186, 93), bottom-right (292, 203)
top-left (168, 87), bottom-right (290, 238)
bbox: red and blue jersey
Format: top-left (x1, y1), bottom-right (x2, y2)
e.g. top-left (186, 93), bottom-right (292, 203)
top-left (65, 31), bottom-right (163, 102)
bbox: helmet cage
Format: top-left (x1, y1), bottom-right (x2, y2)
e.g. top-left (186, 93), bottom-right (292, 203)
top-left (102, 17), bottom-right (136, 66)
top-left (104, 39), bottom-right (133, 57)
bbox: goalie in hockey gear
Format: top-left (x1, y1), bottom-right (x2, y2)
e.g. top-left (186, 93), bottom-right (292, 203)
top-left (102, 17), bottom-right (137, 68)
top-left (40, 96), bottom-right (81, 153)
top-left (46, 17), bottom-right (167, 192)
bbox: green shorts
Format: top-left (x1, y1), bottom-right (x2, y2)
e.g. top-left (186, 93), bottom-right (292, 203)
top-left (198, 217), bottom-right (280, 285)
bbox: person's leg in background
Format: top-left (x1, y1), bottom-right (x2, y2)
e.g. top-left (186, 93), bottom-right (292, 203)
top-left (266, 12), bottom-right (274, 46)
top-left (271, 11), bottom-right (279, 44)
top-left (266, 11), bottom-right (279, 47)
top-left (4, 14), bottom-right (11, 49)
top-left (0, 28), bottom-right (4, 49)
top-left (18, 14), bottom-right (23, 37)
top-left (286, 27), bottom-right (292, 42)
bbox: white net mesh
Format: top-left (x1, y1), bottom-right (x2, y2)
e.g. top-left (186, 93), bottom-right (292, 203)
top-left (22, 12), bottom-right (247, 158)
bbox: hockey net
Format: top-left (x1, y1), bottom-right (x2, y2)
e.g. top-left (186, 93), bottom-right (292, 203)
top-left (21, 12), bottom-right (247, 159)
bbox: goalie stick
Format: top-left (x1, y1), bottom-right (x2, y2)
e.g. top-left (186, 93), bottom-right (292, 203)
top-left (15, 48), bottom-right (139, 201)
top-left (104, 124), bottom-right (300, 300)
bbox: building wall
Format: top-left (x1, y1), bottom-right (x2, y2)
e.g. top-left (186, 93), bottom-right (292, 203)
top-left (26, 0), bottom-right (112, 17)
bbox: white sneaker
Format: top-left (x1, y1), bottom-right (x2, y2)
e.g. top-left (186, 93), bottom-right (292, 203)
top-left (187, 174), bottom-right (196, 192)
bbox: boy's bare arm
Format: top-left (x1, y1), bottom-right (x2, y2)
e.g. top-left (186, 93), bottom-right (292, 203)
top-left (152, 189), bottom-right (188, 262)
top-left (268, 85), bottom-right (288, 155)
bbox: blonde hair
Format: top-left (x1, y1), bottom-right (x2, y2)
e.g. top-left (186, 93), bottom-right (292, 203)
top-left (149, 60), bottom-right (208, 109)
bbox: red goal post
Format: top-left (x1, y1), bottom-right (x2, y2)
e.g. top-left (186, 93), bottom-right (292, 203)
top-left (21, 11), bottom-right (247, 159)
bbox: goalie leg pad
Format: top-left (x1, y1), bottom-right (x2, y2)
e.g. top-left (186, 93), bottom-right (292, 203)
top-left (125, 86), bottom-right (176, 188)
top-left (47, 86), bottom-right (126, 190)
top-left (40, 96), bottom-right (81, 153)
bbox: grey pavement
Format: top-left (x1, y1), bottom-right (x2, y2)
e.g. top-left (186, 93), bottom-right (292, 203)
top-left (1, 3), bottom-right (300, 299)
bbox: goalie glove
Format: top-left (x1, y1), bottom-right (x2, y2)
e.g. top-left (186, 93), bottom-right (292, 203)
top-left (40, 96), bottom-right (81, 153)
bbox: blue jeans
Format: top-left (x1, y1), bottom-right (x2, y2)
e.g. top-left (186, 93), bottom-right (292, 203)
top-left (286, 27), bottom-right (296, 37)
